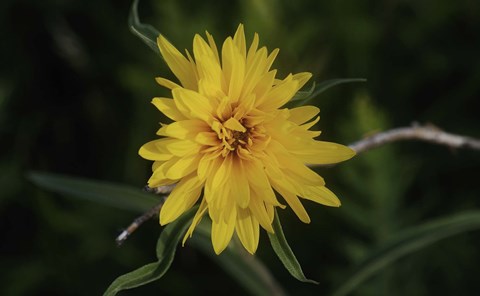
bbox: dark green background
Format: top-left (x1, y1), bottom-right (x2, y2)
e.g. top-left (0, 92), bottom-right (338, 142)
top-left (1, 0), bottom-right (479, 295)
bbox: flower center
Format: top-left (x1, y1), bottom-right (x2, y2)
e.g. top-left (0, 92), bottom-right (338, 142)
top-left (211, 117), bottom-right (256, 157)
top-left (230, 129), bottom-right (252, 149)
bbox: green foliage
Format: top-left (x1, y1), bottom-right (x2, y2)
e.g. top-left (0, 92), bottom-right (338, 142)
top-left (128, 0), bottom-right (160, 54)
top-left (332, 211), bottom-right (480, 296)
top-left (104, 206), bottom-right (197, 296)
top-left (291, 78), bottom-right (366, 106)
top-left (268, 209), bottom-right (318, 284)
top-left (28, 171), bottom-right (158, 213)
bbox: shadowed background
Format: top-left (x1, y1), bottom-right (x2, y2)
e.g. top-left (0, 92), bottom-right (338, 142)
top-left (1, 0), bottom-right (480, 295)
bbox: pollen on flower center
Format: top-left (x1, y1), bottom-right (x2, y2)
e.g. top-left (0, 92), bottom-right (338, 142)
top-left (212, 117), bottom-right (256, 157)
top-left (228, 126), bottom-right (253, 150)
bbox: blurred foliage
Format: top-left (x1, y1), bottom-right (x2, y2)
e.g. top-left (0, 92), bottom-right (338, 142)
top-left (1, 0), bottom-right (480, 295)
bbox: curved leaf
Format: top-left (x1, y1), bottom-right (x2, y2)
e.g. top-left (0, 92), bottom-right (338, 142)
top-left (291, 78), bottom-right (366, 106)
top-left (28, 171), bottom-right (158, 213)
top-left (103, 206), bottom-right (197, 296)
top-left (331, 211), bottom-right (480, 296)
top-left (268, 209), bottom-right (318, 284)
top-left (129, 0), bottom-right (161, 53)
top-left (190, 221), bottom-right (286, 296)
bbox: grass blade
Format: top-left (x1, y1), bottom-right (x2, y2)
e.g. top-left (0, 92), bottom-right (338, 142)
top-left (291, 78), bottom-right (366, 106)
top-left (268, 209), bottom-right (318, 284)
top-left (103, 207), bottom-right (197, 296)
top-left (331, 211), bottom-right (480, 296)
top-left (128, 0), bottom-right (160, 53)
top-left (28, 171), bottom-right (158, 213)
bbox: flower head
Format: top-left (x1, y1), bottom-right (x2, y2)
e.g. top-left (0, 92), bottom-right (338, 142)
top-left (139, 24), bottom-right (355, 254)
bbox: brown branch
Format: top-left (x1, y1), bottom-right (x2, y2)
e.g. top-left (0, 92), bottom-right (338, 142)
top-left (348, 123), bottom-right (480, 154)
top-left (116, 123), bottom-right (480, 245)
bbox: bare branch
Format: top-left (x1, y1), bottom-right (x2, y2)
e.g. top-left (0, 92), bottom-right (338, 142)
top-left (348, 123), bottom-right (480, 154)
top-left (115, 195), bottom-right (166, 246)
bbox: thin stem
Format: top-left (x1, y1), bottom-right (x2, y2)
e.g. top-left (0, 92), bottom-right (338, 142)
top-left (348, 123), bottom-right (480, 154)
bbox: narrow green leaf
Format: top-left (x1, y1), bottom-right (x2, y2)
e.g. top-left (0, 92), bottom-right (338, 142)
top-left (128, 0), bottom-right (161, 53)
top-left (291, 81), bottom-right (316, 102)
top-left (103, 207), bottom-right (197, 296)
top-left (190, 221), bottom-right (286, 296)
top-left (268, 209), bottom-right (318, 284)
top-left (291, 78), bottom-right (366, 106)
top-left (331, 211), bottom-right (480, 296)
top-left (28, 171), bottom-right (158, 213)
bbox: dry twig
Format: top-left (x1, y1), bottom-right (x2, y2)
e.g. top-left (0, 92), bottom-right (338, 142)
top-left (349, 123), bottom-right (480, 154)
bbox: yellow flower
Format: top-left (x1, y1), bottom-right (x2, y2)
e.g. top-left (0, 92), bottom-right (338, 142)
top-left (139, 24), bottom-right (355, 255)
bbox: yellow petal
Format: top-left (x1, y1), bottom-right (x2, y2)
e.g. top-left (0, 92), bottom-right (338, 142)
top-left (302, 185), bottom-right (342, 207)
top-left (166, 154), bottom-right (201, 179)
top-left (233, 24), bottom-right (246, 59)
top-left (248, 194), bottom-right (274, 233)
top-left (205, 31), bottom-right (220, 64)
top-left (172, 88), bottom-right (215, 122)
top-left (235, 207), bottom-right (260, 254)
top-left (268, 140), bottom-right (325, 186)
top-left (155, 77), bottom-right (182, 90)
top-left (157, 35), bottom-right (197, 90)
top-left (182, 198), bottom-right (208, 245)
top-left (160, 173), bottom-right (203, 225)
top-left (157, 119), bottom-right (209, 139)
top-left (148, 158), bottom-right (178, 187)
top-left (300, 116), bottom-right (320, 131)
top-left (265, 203), bottom-right (274, 223)
top-left (253, 70), bottom-right (276, 102)
top-left (198, 151), bottom-right (222, 181)
top-left (268, 175), bottom-right (311, 223)
top-left (288, 106), bottom-right (320, 125)
top-left (224, 117), bottom-right (246, 132)
top-left (245, 160), bottom-right (282, 206)
top-left (265, 48), bottom-right (279, 72)
top-left (138, 139), bottom-right (173, 161)
top-left (195, 132), bottom-right (219, 146)
top-left (166, 140), bottom-right (201, 157)
top-left (295, 141), bottom-right (356, 165)
top-left (212, 154), bottom-right (232, 189)
top-left (211, 205), bottom-right (236, 254)
top-left (230, 159), bottom-right (250, 208)
top-left (152, 97), bottom-right (187, 121)
top-left (246, 32), bottom-right (260, 66)
top-left (257, 78), bottom-right (298, 110)
top-left (222, 37), bottom-right (245, 102)
top-left (193, 34), bottom-right (224, 97)
top-left (292, 72), bottom-right (312, 91)
top-left (242, 47), bottom-right (268, 98)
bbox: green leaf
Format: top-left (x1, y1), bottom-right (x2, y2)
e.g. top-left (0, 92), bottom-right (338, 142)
top-left (291, 78), bottom-right (366, 106)
top-left (28, 171), bottom-right (158, 213)
top-left (128, 0), bottom-right (161, 53)
top-left (331, 211), bottom-right (480, 296)
top-left (267, 209), bottom-right (318, 284)
top-left (103, 206), bottom-right (197, 296)
top-left (190, 221), bottom-right (286, 296)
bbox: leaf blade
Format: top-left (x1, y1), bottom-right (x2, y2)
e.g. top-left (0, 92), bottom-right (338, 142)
top-left (103, 207), bottom-right (197, 296)
top-left (128, 0), bottom-right (161, 53)
top-left (291, 78), bottom-right (366, 106)
top-left (331, 211), bottom-right (480, 296)
top-left (28, 171), bottom-right (159, 213)
top-left (268, 209), bottom-right (318, 284)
